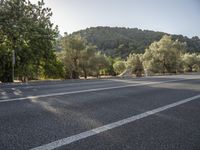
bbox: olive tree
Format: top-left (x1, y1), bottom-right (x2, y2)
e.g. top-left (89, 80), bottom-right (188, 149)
top-left (143, 35), bottom-right (185, 74)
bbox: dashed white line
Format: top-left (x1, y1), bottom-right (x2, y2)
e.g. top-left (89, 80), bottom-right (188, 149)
top-left (31, 94), bottom-right (200, 150)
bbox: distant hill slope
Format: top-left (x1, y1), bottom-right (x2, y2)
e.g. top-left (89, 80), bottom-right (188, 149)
top-left (71, 27), bottom-right (200, 58)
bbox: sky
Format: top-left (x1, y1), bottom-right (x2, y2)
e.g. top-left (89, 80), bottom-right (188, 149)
top-left (31, 0), bottom-right (200, 37)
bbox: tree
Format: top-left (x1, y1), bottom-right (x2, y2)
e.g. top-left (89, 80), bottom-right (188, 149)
top-left (0, 0), bottom-right (59, 82)
top-left (105, 56), bottom-right (117, 76)
top-left (0, 36), bottom-right (12, 82)
top-left (79, 45), bottom-right (96, 79)
top-left (89, 52), bottom-right (109, 78)
top-left (113, 60), bottom-right (126, 75)
top-left (182, 53), bottom-right (200, 72)
top-left (61, 35), bottom-right (85, 79)
top-left (143, 35), bottom-right (186, 74)
top-left (126, 53), bottom-right (143, 77)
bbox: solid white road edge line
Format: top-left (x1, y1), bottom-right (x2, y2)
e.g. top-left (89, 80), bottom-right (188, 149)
top-left (0, 78), bottom-right (190, 103)
top-left (30, 94), bottom-right (200, 150)
top-left (1, 80), bottom-right (118, 90)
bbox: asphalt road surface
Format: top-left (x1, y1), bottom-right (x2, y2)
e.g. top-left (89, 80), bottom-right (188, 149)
top-left (0, 74), bottom-right (200, 150)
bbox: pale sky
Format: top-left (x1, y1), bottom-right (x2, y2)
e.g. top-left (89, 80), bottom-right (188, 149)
top-left (30, 0), bottom-right (200, 37)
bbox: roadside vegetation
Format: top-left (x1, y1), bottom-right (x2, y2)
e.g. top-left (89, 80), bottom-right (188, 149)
top-left (0, 0), bottom-right (200, 82)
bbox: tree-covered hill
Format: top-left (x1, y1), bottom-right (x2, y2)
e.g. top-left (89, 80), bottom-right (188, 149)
top-left (71, 27), bottom-right (200, 58)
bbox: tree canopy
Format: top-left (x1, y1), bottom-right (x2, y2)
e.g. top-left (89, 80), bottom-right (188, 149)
top-left (59, 35), bottom-right (110, 79)
top-left (0, 0), bottom-right (60, 82)
top-left (143, 35), bottom-right (186, 74)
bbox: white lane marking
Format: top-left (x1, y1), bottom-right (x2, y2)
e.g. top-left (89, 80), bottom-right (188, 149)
top-left (31, 94), bottom-right (200, 150)
top-left (0, 80), bottom-right (116, 90)
top-left (0, 78), bottom-right (191, 103)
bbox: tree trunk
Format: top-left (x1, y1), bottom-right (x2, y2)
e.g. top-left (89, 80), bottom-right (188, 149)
top-left (73, 58), bottom-right (79, 79)
top-left (0, 62), bottom-right (13, 82)
top-left (136, 70), bottom-right (142, 77)
top-left (83, 68), bottom-right (87, 79)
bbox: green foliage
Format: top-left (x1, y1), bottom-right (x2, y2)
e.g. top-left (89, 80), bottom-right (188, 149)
top-left (61, 35), bottom-right (85, 79)
top-left (43, 56), bottom-right (64, 79)
top-left (0, 38), bottom-right (12, 82)
top-left (126, 53), bottom-right (143, 77)
top-left (0, 0), bottom-right (59, 82)
top-left (89, 52), bottom-right (110, 78)
top-left (113, 60), bottom-right (126, 75)
top-left (182, 53), bottom-right (200, 72)
top-left (79, 45), bottom-right (96, 79)
top-left (104, 56), bottom-right (116, 76)
top-left (71, 27), bottom-right (200, 58)
top-left (1, 3), bottom-right (200, 82)
top-left (72, 27), bottom-right (164, 58)
top-left (143, 35), bottom-right (185, 74)
top-left (60, 35), bottom-right (110, 79)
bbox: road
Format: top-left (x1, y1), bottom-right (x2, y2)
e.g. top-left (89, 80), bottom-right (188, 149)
top-left (0, 74), bottom-right (200, 150)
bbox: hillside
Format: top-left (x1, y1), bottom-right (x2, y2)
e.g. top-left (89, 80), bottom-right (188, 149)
top-left (71, 27), bottom-right (200, 58)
